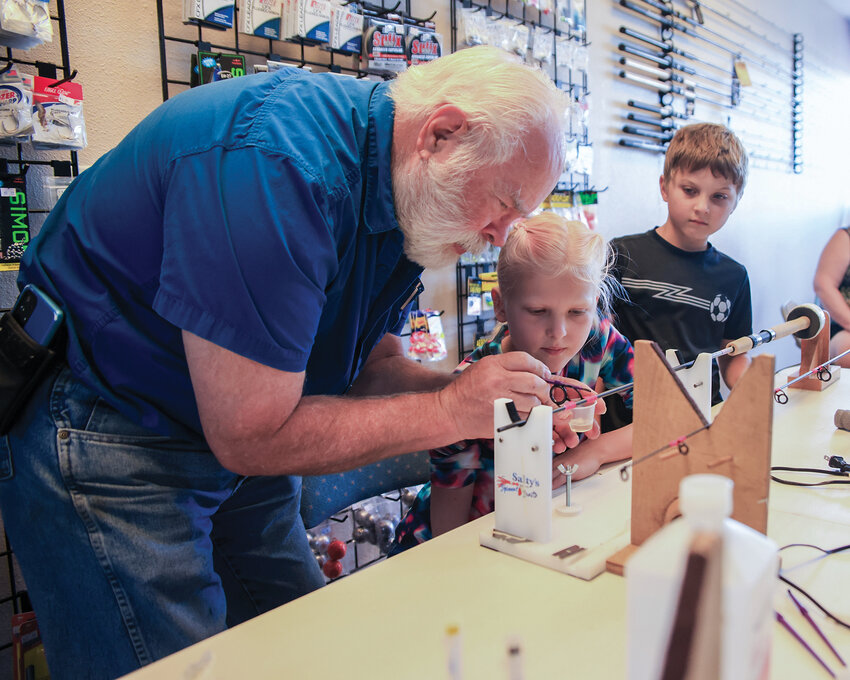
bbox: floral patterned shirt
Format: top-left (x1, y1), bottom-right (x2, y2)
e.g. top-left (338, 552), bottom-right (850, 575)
top-left (389, 317), bottom-right (634, 554)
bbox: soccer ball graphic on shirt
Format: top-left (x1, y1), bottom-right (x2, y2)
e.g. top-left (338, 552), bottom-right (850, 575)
top-left (709, 294), bottom-right (731, 322)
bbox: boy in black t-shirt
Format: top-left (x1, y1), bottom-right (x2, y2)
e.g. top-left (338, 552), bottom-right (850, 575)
top-left (610, 123), bottom-right (752, 420)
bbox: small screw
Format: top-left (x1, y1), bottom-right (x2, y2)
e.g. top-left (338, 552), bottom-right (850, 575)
top-left (557, 463), bottom-right (579, 507)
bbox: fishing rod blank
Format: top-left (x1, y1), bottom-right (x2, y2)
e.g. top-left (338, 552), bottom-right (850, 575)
top-left (619, 41), bottom-right (730, 88)
top-left (626, 111), bottom-right (676, 129)
top-left (634, 0), bottom-right (794, 78)
top-left (619, 138), bottom-right (668, 153)
top-left (620, 56), bottom-right (732, 99)
top-left (622, 124), bottom-right (673, 142)
top-left (618, 39), bottom-right (787, 103)
top-left (619, 69), bottom-right (733, 109)
top-left (497, 305), bottom-right (827, 434)
top-left (619, 26), bottom-right (729, 75)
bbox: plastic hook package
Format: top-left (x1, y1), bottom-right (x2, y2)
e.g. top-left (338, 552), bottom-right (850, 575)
top-left (459, 5), bottom-right (486, 47)
top-left (531, 26), bottom-right (554, 64)
top-left (486, 17), bottom-right (511, 52)
top-left (508, 21), bottom-right (530, 57)
top-left (569, 92), bottom-right (591, 138)
top-left (555, 35), bottom-right (572, 70)
top-left (31, 75), bottom-right (86, 150)
top-left (0, 0), bottom-right (51, 49)
top-left (0, 71), bottom-right (32, 143)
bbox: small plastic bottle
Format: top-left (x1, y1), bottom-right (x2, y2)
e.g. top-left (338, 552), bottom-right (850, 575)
top-left (626, 474), bottom-right (778, 680)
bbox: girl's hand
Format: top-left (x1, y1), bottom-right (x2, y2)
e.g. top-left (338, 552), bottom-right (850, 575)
top-left (550, 380), bottom-right (606, 452)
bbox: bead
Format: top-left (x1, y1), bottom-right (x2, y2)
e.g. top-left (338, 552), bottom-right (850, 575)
top-left (322, 559), bottom-right (343, 579)
top-left (327, 539), bottom-right (347, 561)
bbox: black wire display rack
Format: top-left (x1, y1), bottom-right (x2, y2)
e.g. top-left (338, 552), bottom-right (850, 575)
top-left (455, 257), bottom-right (497, 362)
top-left (0, 0), bottom-right (78, 273)
top-left (156, 0), bottom-right (441, 101)
top-left (0, 0), bottom-right (79, 668)
top-left (451, 0), bottom-right (594, 361)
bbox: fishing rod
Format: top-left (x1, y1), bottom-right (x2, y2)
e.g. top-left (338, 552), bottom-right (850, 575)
top-left (619, 137), bottom-right (668, 153)
top-left (617, 25), bottom-right (791, 104)
top-left (773, 347), bottom-right (850, 404)
top-left (618, 39), bottom-right (788, 101)
top-left (619, 41), bottom-right (729, 88)
top-left (628, 0), bottom-right (794, 79)
top-left (619, 26), bottom-right (728, 76)
top-left (619, 69), bottom-right (740, 112)
top-left (619, 67), bottom-right (791, 126)
top-left (496, 304), bottom-right (826, 434)
top-left (619, 56), bottom-right (786, 118)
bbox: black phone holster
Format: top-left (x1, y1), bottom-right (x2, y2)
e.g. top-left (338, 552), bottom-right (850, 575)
top-left (0, 311), bottom-right (57, 435)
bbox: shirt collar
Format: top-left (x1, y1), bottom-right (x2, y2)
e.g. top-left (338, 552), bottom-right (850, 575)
top-left (362, 81), bottom-right (399, 234)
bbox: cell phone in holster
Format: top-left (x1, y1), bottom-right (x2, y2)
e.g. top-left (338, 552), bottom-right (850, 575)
top-left (0, 285), bottom-right (64, 438)
top-left (11, 284), bottom-right (64, 347)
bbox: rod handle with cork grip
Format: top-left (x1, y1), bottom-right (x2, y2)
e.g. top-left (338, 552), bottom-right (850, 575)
top-left (724, 304), bottom-right (826, 356)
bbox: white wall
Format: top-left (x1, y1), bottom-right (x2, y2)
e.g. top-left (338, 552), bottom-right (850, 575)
top-left (587, 0), bottom-right (850, 371)
top-left (16, 0), bottom-right (850, 373)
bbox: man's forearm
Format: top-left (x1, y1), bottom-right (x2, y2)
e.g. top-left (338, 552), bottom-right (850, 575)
top-left (814, 285), bottom-right (850, 330)
top-left (216, 388), bottom-right (462, 476)
top-left (348, 353), bottom-right (454, 397)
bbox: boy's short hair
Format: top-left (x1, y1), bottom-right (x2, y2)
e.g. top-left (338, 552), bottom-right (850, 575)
top-left (497, 212), bottom-right (615, 323)
top-left (663, 123), bottom-right (748, 195)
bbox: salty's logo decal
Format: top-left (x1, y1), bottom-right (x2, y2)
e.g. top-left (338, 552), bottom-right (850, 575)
top-left (497, 473), bottom-right (540, 498)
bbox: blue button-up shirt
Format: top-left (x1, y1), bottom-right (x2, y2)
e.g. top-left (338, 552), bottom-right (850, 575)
top-left (20, 68), bottom-right (423, 437)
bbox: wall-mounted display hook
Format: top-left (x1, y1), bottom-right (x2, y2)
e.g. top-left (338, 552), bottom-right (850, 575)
top-left (407, 10), bottom-right (437, 24)
top-left (49, 69), bottom-right (77, 88)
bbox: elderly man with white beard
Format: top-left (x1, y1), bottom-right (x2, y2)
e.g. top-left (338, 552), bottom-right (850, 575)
top-left (3, 46), bottom-right (580, 678)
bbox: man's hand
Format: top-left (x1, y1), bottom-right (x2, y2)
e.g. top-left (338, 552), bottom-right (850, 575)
top-left (437, 352), bottom-right (553, 442)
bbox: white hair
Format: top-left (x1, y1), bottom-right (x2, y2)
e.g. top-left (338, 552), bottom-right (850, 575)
top-left (390, 45), bottom-right (569, 171)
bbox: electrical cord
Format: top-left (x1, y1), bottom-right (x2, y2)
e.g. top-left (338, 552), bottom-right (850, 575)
top-left (779, 543), bottom-right (850, 631)
top-left (770, 455), bottom-right (850, 486)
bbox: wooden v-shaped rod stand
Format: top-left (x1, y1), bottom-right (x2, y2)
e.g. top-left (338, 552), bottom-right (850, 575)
top-left (607, 340), bottom-right (774, 575)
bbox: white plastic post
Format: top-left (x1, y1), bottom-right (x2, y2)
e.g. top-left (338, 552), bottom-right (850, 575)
top-left (493, 398), bottom-right (553, 543)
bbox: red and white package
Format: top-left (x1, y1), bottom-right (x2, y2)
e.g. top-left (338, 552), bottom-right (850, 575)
top-left (31, 74), bottom-right (86, 150)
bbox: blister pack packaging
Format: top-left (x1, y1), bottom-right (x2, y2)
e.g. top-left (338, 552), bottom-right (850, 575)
top-left (31, 74), bottom-right (86, 150)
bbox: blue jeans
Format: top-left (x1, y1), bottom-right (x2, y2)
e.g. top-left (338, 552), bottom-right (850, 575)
top-left (0, 365), bottom-right (324, 679)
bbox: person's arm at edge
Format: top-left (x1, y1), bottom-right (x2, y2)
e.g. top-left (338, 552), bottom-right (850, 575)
top-left (553, 424), bottom-right (633, 485)
top-left (814, 229), bottom-right (850, 329)
top-left (183, 330), bottom-right (556, 477)
top-left (430, 482), bottom-right (475, 537)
